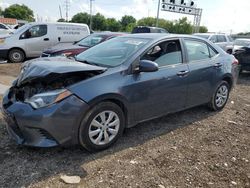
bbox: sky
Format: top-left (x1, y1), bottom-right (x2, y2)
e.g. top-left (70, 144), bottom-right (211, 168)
top-left (1, 0), bottom-right (250, 33)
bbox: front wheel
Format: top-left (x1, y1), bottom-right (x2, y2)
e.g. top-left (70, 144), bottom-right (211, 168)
top-left (8, 49), bottom-right (25, 63)
top-left (79, 102), bottom-right (125, 151)
top-left (208, 81), bottom-right (230, 111)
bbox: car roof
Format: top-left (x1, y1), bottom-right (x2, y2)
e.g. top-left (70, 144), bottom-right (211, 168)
top-left (92, 32), bottom-right (126, 36)
top-left (119, 33), bottom-right (204, 40)
top-left (235, 38), bottom-right (250, 41)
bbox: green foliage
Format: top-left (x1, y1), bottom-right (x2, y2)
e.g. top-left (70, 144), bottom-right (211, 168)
top-left (3, 4), bottom-right (34, 22)
top-left (137, 17), bottom-right (156, 27)
top-left (71, 12), bottom-right (90, 25)
top-left (92, 13), bottom-right (107, 31)
top-left (137, 17), bottom-right (193, 34)
top-left (120, 15), bottom-right (136, 31)
top-left (70, 11), bottom-right (208, 34)
top-left (57, 18), bottom-right (66, 22)
top-left (171, 17), bottom-right (193, 34)
top-left (106, 18), bottom-right (121, 32)
top-left (0, 7), bottom-right (3, 16)
top-left (199, 26), bottom-right (208, 33)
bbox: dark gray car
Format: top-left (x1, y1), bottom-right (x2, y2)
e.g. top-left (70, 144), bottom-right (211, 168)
top-left (1, 34), bottom-right (239, 151)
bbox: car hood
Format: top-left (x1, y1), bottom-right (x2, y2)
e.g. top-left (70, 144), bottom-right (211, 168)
top-left (44, 43), bottom-right (88, 54)
top-left (16, 57), bottom-right (107, 86)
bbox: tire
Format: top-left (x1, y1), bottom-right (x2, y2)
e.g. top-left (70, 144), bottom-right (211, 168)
top-left (79, 102), bottom-right (125, 152)
top-left (208, 81), bottom-right (230, 111)
top-left (8, 49), bottom-right (25, 63)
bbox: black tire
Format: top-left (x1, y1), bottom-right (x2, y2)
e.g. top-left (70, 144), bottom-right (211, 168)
top-left (208, 81), bottom-right (230, 111)
top-left (79, 102), bottom-right (125, 152)
top-left (8, 49), bottom-right (25, 63)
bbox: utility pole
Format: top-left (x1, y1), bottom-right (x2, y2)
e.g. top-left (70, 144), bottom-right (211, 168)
top-left (90, 0), bottom-right (94, 31)
top-left (156, 0), bottom-right (161, 27)
top-left (65, 0), bottom-right (70, 22)
top-left (59, 5), bottom-right (63, 19)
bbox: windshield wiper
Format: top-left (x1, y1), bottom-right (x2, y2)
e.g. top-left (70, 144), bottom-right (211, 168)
top-left (75, 58), bottom-right (103, 67)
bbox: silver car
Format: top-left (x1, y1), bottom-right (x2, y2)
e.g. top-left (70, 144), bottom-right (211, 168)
top-left (194, 33), bottom-right (234, 54)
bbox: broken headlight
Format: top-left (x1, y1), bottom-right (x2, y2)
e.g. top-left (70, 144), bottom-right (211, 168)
top-left (25, 89), bottom-right (72, 109)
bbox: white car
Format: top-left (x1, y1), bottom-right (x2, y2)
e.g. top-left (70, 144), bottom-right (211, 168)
top-left (0, 23), bottom-right (14, 35)
top-left (194, 33), bottom-right (234, 54)
top-left (0, 22), bottom-right (90, 63)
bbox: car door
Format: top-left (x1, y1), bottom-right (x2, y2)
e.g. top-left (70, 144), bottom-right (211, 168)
top-left (19, 24), bottom-right (52, 57)
top-left (183, 38), bottom-right (219, 107)
top-left (126, 39), bottom-right (189, 122)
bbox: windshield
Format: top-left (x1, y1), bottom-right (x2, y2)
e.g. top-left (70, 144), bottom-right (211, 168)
top-left (77, 34), bottom-right (107, 47)
top-left (234, 39), bottom-right (250, 47)
top-left (194, 34), bottom-right (210, 39)
top-left (76, 37), bottom-right (150, 67)
top-left (12, 24), bottom-right (30, 35)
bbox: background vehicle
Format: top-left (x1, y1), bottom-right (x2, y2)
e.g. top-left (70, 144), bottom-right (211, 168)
top-left (0, 22), bottom-right (90, 63)
top-left (42, 32), bottom-right (125, 58)
top-left (194, 33), bottom-right (234, 54)
top-left (132, 26), bottom-right (168, 34)
top-left (233, 38), bottom-right (250, 73)
top-left (0, 23), bottom-right (14, 35)
top-left (2, 34), bottom-right (238, 151)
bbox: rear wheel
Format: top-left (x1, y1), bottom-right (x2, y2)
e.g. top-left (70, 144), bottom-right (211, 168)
top-left (8, 49), bottom-right (25, 63)
top-left (208, 81), bottom-right (230, 111)
top-left (79, 102), bottom-right (125, 151)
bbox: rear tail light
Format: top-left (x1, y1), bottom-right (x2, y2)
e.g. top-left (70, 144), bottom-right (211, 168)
top-left (232, 59), bottom-right (239, 65)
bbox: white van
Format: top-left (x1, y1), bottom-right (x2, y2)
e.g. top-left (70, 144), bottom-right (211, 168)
top-left (0, 22), bottom-right (90, 63)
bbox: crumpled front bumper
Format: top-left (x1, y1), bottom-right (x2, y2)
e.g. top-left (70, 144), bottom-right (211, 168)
top-left (1, 90), bottom-right (89, 147)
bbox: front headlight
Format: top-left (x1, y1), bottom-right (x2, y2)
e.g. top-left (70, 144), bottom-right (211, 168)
top-left (25, 89), bottom-right (72, 109)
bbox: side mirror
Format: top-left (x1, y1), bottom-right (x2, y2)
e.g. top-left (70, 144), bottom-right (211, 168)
top-left (138, 60), bottom-right (159, 73)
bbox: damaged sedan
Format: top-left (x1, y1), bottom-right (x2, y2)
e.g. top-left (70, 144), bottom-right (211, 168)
top-left (2, 34), bottom-right (239, 151)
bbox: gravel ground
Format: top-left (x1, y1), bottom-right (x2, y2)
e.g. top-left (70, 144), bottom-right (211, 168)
top-left (0, 70), bottom-right (249, 188)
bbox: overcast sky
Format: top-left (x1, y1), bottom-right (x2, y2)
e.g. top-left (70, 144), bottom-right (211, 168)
top-left (1, 0), bottom-right (249, 33)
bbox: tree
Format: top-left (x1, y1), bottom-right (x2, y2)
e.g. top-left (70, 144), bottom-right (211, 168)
top-left (57, 18), bottom-right (66, 22)
top-left (92, 13), bottom-right (107, 31)
top-left (71, 12), bottom-right (90, 25)
top-left (120, 15), bottom-right (136, 31)
top-left (106, 18), bottom-right (121, 32)
top-left (3, 4), bottom-right (34, 22)
top-left (0, 7), bottom-right (3, 16)
top-left (199, 26), bottom-right (208, 33)
top-left (172, 17), bottom-right (193, 34)
top-left (137, 17), bottom-right (156, 27)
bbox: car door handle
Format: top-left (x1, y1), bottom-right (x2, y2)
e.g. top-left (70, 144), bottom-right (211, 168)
top-left (214, 63), bottom-right (223, 68)
top-left (177, 70), bottom-right (189, 77)
top-left (44, 38), bottom-right (49, 41)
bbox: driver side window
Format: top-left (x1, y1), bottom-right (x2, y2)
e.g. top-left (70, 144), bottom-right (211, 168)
top-left (141, 40), bottom-right (183, 67)
top-left (20, 25), bottom-right (47, 39)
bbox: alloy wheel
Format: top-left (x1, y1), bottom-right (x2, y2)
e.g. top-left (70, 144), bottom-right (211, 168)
top-left (88, 111), bottom-right (120, 146)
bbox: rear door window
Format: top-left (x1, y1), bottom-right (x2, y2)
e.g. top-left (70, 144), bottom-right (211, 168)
top-left (184, 39), bottom-right (210, 61)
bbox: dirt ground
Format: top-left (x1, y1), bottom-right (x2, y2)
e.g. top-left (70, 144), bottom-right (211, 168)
top-left (0, 63), bottom-right (21, 85)
top-left (0, 63), bottom-right (249, 188)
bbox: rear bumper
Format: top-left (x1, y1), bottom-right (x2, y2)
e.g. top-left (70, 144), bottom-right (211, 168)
top-left (1, 92), bottom-right (89, 147)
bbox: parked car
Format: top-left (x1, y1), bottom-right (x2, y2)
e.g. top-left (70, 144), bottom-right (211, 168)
top-left (0, 23), bottom-right (14, 35)
top-left (233, 38), bottom-right (250, 73)
top-left (41, 32), bottom-right (125, 58)
top-left (0, 22), bottom-right (90, 63)
top-left (132, 26), bottom-right (168, 34)
top-left (2, 34), bottom-right (239, 151)
top-left (194, 33), bottom-right (234, 54)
